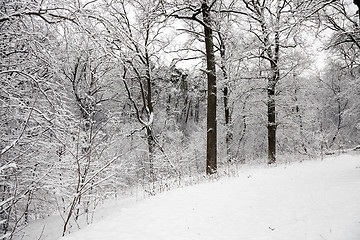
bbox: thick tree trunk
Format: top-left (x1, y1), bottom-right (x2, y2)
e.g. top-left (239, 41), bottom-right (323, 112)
top-left (267, 53), bottom-right (279, 163)
top-left (267, 61), bottom-right (278, 164)
top-left (202, 1), bottom-right (217, 174)
top-left (265, 2), bottom-right (281, 164)
top-left (267, 83), bottom-right (276, 164)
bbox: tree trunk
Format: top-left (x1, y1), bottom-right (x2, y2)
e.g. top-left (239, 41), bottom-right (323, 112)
top-left (146, 127), bottom-right (155, 183)
top-left (195, 97), bottom-right (200, 123)
top-left (219, 33), bottom-right (233, 161)
top-left (202, 1), bottom-right (217, 174)
top-left (224, 86), bottom-right (233, 160)
top-left (265, 2), bottom-right (281, 164)
top-left (267, 79), bottom-right (276, 164)
top-left (145, 47), bottom-right (156, 183)
top-left (294, 89), bottom-right (308, 155)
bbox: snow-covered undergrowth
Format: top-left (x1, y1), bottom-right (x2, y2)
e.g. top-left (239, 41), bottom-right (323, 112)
top-left (14, 153), bottom-right (360, 240)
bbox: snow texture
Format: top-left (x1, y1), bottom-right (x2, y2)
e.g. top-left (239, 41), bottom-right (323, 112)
top-left (17, 154), bottom-right (360, 240)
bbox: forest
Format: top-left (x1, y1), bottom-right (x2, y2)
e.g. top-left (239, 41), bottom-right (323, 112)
top-left (1, 0), bottom-right (360, 239)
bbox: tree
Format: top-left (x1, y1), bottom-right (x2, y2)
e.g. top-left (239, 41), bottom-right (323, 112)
top-left (316, 0), bottom-right (360, 150)
top-left (324, 0), bottom-right (360, 49)
top-left (166, 0), bottom-right (218, 174)
top-left (85, 0), bottom-right (171, 185)
top-left (202, 1), bottom-right (218, 174)
top-left (213, 0), bottom-right (235, 162)
top-left (0, 1), bottom-right (75, 237)
top-left (222, 0), bottom-right (336, 164)
top-left (0, 1), bottom-right (127, 237)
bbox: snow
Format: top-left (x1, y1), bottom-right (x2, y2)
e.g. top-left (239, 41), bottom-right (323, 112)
top-left (17, 153), bottom-right (360, 240)
top-left (0, 162), bottom-right (17, 172)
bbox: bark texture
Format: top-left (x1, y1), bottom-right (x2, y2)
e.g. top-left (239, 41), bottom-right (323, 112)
top-left (202, 1), bottom-right (217, 174)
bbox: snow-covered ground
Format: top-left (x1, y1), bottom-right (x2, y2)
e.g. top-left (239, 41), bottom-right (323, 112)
top-left (16, 153), bottom-right (360, 240)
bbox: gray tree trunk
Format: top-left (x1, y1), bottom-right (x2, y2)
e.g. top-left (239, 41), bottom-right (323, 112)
top-left (219, 33), bottom-right (233, 161)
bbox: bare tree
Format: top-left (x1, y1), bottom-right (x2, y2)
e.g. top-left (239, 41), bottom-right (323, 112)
top-left (165, 0), bottom-right (218, 174)
top-left (219, 0), bottom-right (336, 164)
top-left (316, 0), bottom-right (360, 150)
top-left (84, 0), bottom-right (170, 185)
top-left (0, 1), bottom-right (75, 236)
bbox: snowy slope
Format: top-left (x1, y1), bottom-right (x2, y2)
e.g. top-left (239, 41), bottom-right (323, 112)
top-left (16, 153), bottom-right (360, 240)
top-left (56, 153), bottom-right (360, 240)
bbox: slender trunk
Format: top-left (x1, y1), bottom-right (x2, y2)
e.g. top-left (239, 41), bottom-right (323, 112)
top-left (202, 1), bottom-right (217, 174)
top-left (224, 86), bottom-right (233, 159)
top-left (219, 33), bottom-right (233, 161)
top-left (236, 96), bottom-right (248, 161)
top-left (297, 106), bottom-right (308, 154)
top-left (294, 89), bottom-right (308, 155)
top-left (195, 98), bottom-right (200, 123)
top-left (185, 99), bottom-right (191, 124)
top-left (146, 127), bottom-right (155, 183)
top-left (63, 195), bottom-right (78, 236)
top-left (328, 99), bottom-right (344, 149)
top-left (24, 191), bottom-right (31, 224)
top-left (145, 47), bottom-right (155, 183)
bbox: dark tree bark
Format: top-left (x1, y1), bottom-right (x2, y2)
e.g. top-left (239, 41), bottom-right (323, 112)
top-left (262, 2), bottom-right (281, 164)
top-left (238, 0), bottom-right (334, 163)
top-left (266, 32), bottom-right (280, 164)
top-left (123, 54), bottom-right (157, 183)
top-left (167, 0), bottom-right (218, 174)
top-left (144, 46), bottom-right (156, 182)
top-left (267, 70), bottom-right (277, 164)
top-left (254, 2), bottom-right (280, 164)
top-left (119, 6), bottom-right (163, 184)
top-left (202, 1), bottom-right (217, 174)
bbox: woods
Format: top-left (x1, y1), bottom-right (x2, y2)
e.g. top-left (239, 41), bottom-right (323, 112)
top-left (1, 0), bottom-right (359, 239)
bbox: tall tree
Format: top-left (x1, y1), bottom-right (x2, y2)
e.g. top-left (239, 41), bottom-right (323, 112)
top-left (213, 0), bottom-right (235, 161)
top-left (86, 0), bottom-right (169, 183)
top-left (317, 0), bottom-right (360, 150)
top-left (166, 0), bottom-right (218, 174)
top-left (202, 1), bottom-right (218, 174)
top-left (224, 0), bottom-right (336, 164)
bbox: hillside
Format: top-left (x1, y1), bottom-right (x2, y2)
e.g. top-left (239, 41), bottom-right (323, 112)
top-left (16, 153), bottom-right (360, 240)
